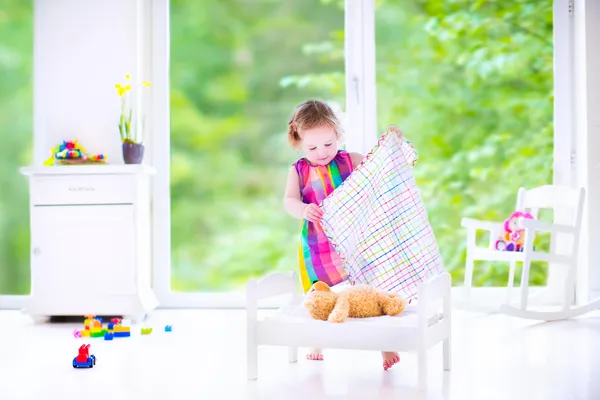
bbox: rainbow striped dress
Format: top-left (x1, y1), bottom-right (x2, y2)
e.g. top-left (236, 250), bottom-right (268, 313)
top-left (293, 150), bottom-right (354, 293)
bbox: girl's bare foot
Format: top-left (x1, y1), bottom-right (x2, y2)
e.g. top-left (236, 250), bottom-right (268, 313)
top-left (306, 348), bottom-right (324, 361)
top-left (382, 351), bottom-right (400, 370)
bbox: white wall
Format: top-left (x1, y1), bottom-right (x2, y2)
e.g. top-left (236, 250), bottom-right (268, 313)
top-left (33, 0), bottom-right (143, 166)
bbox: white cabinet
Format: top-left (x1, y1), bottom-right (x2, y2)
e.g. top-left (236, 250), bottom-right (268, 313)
top-left (20, 165), bottom-right (159, 322)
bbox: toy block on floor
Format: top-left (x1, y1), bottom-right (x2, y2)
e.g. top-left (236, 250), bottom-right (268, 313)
top-left (141, 327), bottom-right (152, 335)
top-left (90, 327), bottom-right (107, 338)
top-left (113, 325), bottom-right (131, 337)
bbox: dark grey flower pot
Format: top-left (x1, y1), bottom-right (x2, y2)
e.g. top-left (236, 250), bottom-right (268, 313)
top-left (122, 142), bottom-right (145, 164)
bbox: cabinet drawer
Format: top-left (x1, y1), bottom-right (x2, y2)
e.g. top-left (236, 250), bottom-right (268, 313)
top-left (30, 175), bottom-right (136, 205)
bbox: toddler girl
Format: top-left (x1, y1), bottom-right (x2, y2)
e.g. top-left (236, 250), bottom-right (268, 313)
top-left (282, 99), bottom-right (401, 371)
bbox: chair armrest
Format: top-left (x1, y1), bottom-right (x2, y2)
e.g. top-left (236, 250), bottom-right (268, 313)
top-left (461, 217), bottom-right (504, 232)
top-left (417, 272), bottom-right (451, 330)
top-left (521, 219), bottom-right (576, 235)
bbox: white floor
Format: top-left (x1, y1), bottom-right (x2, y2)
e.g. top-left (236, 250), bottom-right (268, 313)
top-left (0, 308), bottom-right (599, 400)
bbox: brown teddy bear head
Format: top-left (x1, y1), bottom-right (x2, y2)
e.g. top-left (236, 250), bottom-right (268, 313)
top-left (309, 281), bottom-right (331, 293)
top-left (303, 281), bottom-right (337, 321)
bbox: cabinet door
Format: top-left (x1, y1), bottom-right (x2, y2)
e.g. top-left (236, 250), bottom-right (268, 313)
top-left (31, 205), bottom-right (137, 298)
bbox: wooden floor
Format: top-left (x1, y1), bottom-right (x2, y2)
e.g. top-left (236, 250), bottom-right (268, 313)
top-left (0, 307), bottom-right (598, 399)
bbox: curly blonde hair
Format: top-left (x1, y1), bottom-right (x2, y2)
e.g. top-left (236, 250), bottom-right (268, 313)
top-left (287, 100), bottom-right (342, 149)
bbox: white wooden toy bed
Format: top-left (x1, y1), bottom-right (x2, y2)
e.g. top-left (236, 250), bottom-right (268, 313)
top-left (246, 271), bottom-right (452, 391)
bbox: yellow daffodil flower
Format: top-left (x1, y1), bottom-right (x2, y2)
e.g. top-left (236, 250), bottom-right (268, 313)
top-left (115, 74), bottom-right (151, 143)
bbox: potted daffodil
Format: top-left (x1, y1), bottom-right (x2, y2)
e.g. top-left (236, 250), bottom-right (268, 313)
top-left (115, 74), bottom-right (151, 164)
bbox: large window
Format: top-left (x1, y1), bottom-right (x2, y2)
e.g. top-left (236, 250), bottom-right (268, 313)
top-left (164, 0), bottom-right (557, 300)
top-left (0, 0), bottom-right (33, 296)
top-left (373, 0), bottom-right (554, 288)
top-left (168, 0), bottom-right (345, 293)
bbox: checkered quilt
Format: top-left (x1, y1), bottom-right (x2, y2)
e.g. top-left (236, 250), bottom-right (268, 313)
top-left (320, 129), bottom-right (446, 301)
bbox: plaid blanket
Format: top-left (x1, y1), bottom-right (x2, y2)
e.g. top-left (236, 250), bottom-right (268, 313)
top-left (320, 129), bottom-right (445, 301)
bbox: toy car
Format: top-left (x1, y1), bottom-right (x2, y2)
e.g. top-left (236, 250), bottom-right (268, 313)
top-left (73, 344), bottom-right (96, 368)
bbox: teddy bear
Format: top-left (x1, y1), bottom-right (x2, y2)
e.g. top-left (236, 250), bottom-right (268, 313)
top-left (303, 281), bottom-right (407, 323)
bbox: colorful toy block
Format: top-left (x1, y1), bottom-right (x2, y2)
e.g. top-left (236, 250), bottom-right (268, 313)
top-left (112, 325), bottom-right (131, 338)
top-left (141, 327), bottom-right (152, 335)
top-left (79, 315), bottom-right (132, 338)
top-left (84, 317), bottom-right (102, 328)
top-left (165, 325), bottom-right (172, 332)
top-left (90, 327), bottom-right (107, 338)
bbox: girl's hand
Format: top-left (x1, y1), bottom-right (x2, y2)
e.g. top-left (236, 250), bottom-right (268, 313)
top-left (303, 204), bottom-right (323, 223)
top-left (387, 125), bottom-right (403, 137)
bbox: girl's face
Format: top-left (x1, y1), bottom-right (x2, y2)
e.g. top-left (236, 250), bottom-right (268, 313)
top-left (300, 125), bottom-right (339, 165)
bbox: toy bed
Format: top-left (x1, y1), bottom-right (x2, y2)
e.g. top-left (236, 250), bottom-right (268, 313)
top-left (246, 271), bottom-right (451, 391)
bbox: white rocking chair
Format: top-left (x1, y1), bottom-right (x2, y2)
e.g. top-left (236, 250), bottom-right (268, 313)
top-left (461, 185), bottom-right (600, 321)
